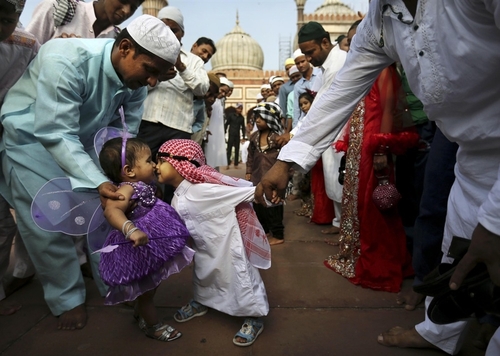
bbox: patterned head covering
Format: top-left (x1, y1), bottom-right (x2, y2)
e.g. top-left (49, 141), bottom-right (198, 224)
top-left (127, 15), bottom-right (180, 64)
top-left (157, 139), bottom-right (271, 269)
top-left (252, 102), bottom-right (285, 135)
top-left (6, 0), bottom-right (26, 13)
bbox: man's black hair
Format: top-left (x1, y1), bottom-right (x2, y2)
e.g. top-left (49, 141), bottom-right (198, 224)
top-left (195, 37), bottom-right (217, 54)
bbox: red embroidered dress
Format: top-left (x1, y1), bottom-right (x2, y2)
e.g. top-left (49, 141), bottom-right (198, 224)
top-left (325, 66), bottom-right (416, 292)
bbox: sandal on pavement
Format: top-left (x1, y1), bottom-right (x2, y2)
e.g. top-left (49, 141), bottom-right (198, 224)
top-left (145, 321), bottom-right (181, 342)
top-left (233, 318), bottom-right (264, 347)
top-left (174, 300), bottom-right (208, 323)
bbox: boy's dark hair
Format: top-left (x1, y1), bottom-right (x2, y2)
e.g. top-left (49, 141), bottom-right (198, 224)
top-left (336, 34), bottom-right (346, 43)
top-left (114, 28), bottom-right (157, 59)
top-left (99, 137), bottom-right (150, 183)
top-left (349, 19), bottom-right (362, 32)
top-left (195, 37), bottom-right (217, 54)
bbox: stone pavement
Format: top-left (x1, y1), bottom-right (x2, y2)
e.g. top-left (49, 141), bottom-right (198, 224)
top-left (0, 166), bottom-right (485, 356)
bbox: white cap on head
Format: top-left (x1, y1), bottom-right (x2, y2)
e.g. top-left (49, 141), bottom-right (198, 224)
top-left (219, 76), bottom-right (231, 87)
top-left (126, 15), bottom-right (180, 64)
top-left (293, 48), bottom-right (305, 60)
top-left (288, 65), bottom-right (299, 75)
top-left (157, 6), bottom-right (184, 31)
top-left (260, 84), bottom-right (271, 90)
top-left (270, 76), bottom-right (284, 85)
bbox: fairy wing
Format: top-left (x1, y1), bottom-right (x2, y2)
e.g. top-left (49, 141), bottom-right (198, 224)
top-left (31, 177), bottom-right (101, 236)
top-left (87, 205), bottom-right (112, 253)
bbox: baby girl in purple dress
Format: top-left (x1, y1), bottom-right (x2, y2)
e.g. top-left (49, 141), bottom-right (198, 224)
top-left (97, 137), bottom-right (194, 342)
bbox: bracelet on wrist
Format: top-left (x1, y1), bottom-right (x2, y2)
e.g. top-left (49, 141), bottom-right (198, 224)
top-left (122, 220), bottom-right (133, 235)
top-left (125, 227), bottom-right (140, 240)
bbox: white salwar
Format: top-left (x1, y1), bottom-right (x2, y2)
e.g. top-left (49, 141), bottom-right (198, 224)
top-left (205, 99), bottom-right (228, 168)
top-left (278, 1), bottom-right (500, 354)
top-left (172, 180), bottom-right (269, 317)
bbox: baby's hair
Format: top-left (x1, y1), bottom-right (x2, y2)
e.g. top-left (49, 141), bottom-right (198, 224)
top-left (299, 91), bottom-right (315, 104)
top-left (99, 137), bottom-right (150, 183)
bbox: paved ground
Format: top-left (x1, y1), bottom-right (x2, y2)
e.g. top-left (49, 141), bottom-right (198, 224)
top-left (0, 166), bottom-right (486, 356)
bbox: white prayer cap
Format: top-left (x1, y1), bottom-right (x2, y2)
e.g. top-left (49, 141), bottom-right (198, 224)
top-left (227, 79), bottom-right (234, 89)
top-left (6, 0), bottom-right (25, 13)
top-left (127, 15), bottom-right (180, 64)
top-left (288, 65), bottom-right (299, 75)
top-left (157, 6), bottom-right (184, 31)
top-left (260, 84), bottom-right (271, 90)
top-left (293, 48), bottom-right (305, 60)
top-left (219, 76), bottom-right (231, 87)
top-left (270, 76), bottom-right (284, 85)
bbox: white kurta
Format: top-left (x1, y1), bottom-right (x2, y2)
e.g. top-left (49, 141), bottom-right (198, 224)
top-left (26, 0), bottom-right (117, 44)
top-left (205, 99), bottom-right (228, 168)
top-left (172, 180), bottom-right (269, 317)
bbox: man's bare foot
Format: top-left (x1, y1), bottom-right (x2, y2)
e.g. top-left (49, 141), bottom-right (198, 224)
top-left (0, 300), bottom-right (21, 316)
top-left (396, 288), bottom-right (424, 311)
top-left (377, 326), bottom-right (438, 349)
top-left (321, 226), bottom-right (340, 235)
top-left (57, 304), bottom-right (87, 330)
top-left (268, 237), bottom-right (284, 246)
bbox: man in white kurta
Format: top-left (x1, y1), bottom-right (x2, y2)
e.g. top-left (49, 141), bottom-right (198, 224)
top-left (256, 1), bottom-right (500, 355)
top-left (293, 22), bottom-right (347, 235)
top-left (0, 15), bottom-right (180, 329)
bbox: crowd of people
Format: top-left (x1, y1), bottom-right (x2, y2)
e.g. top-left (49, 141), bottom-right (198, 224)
top-left (1, 0), bottom-right (500, 354)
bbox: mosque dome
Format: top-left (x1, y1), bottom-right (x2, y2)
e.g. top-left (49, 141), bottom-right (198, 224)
top-left (211, 15), bottom-right (264, 71)
top-left (313, 0), bottom-right (357, 16)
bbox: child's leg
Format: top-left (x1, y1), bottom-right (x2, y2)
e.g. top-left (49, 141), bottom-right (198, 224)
top-left (233, 317), bottom-right (264, 347)
top-left (267, 205), bottom-right (284, 240)
top-left (136, 289), bottom-right (181, 342)
top-left (253, 203), bottom-right (270, 234)
top-left (136, 289), bottom-right (158, 326)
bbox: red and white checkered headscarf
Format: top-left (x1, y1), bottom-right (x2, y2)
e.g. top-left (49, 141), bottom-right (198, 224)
top-left (158, 139), bottom-right (271, 269)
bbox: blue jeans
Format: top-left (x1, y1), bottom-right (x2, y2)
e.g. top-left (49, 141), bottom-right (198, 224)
top-left (412, 128), bottom-right (458, 284)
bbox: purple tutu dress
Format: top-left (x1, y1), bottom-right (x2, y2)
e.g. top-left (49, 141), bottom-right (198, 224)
top-left (99, 181), bottom-right (194, 305)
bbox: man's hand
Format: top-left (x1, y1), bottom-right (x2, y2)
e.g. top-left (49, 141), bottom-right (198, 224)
top-left (174, 55), bottom-right (187, 72)
top-left (450, 223), bottom-right (500, 289)
top-left (255, 160), bottom-right (292, 205)
top-left (98, 182), bottom-right (124, 208)
top-left (159, 67), bottom-right (177, 82)
top-left (275, 133), bottom-right (291, 147)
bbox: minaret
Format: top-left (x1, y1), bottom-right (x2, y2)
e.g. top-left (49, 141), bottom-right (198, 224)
top-left (295, 0), bottom-right (307, 34)
top-left (142, 0), bottom-right (168, 17)
top-left (294, 0), bottom-right (307, 49)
